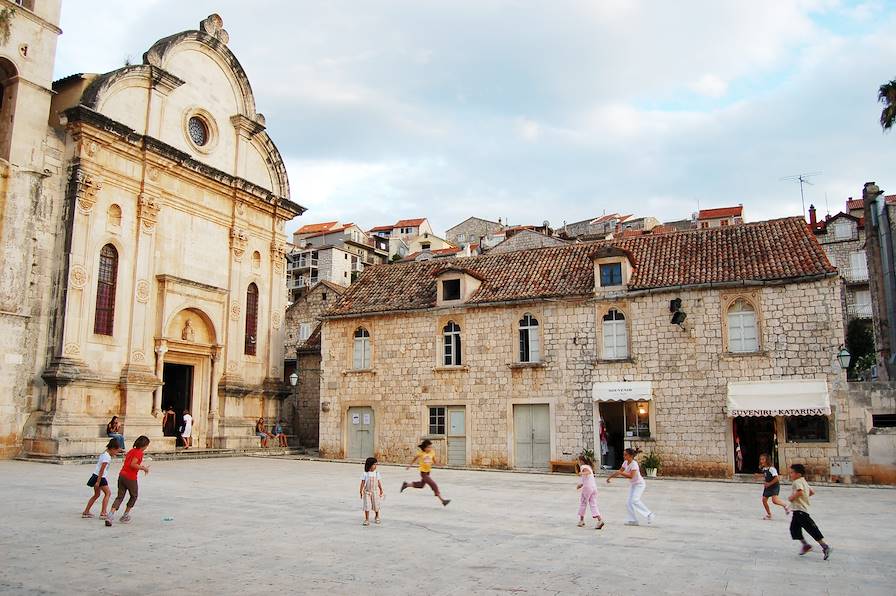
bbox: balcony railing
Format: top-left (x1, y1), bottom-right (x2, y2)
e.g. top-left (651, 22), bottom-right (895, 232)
top-left (841, 266), bottom-right (869, 283)
top-left (288, 256), bottom-right (319, 269)
top-left (848, 303), bottom-right (872, 318)
top-left (287, 276), bottom-right (318, 290)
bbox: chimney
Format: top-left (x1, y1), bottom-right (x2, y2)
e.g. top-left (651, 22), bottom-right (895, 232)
top-left (808, 204), bottom-right (817, 226)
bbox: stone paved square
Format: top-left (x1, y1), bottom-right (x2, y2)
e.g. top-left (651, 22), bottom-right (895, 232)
top-left (0, 458), bottom-right (893, 595)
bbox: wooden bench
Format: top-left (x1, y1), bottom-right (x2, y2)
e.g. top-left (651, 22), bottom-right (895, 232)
top-left (550, 460), bottom-right (579, 473)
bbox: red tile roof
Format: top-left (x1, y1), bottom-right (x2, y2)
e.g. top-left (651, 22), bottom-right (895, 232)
top-left (328, 217), bottom-right (835, 317)
top-left (698, 206), bottom-right (743, 219)
top-left (302, 223), bottom-right (356, 239)
top-left (395, 218), bottom-right (427, 227)
top-left (845, 198), bottom-right (863, 210)
top-left (368, 225), bottom-right (394, 233)
top-left (296, 221), bottom-right (339, 234)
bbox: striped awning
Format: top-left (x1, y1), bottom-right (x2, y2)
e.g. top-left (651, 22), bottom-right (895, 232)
top-left (726, 380), bottom-right (830, 417)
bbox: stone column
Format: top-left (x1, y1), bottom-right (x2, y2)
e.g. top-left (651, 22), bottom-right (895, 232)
top-left (153, 339), bottom-right (168, 415)
top-left (208, 346), bottom-right (223, 442)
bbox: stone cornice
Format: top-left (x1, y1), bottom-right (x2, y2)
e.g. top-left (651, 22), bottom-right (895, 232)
top-left (62, 105), bottom-right (306, 217)
top-left (230, 114), bottom-right (265, 137)
top-left (156, 274), bottom-right (228, 295)
top-left (1, 0), bottom-right (62, 34)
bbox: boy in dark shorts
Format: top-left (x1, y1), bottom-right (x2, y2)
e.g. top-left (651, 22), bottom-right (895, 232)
top-left (756, 453), bottom-right (789, 519)
top-left (788, 463), bottom-right (832, 559)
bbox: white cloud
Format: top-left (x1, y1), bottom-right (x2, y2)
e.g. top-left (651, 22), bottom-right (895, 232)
top-left (691, 74), bottom-right (729, 98)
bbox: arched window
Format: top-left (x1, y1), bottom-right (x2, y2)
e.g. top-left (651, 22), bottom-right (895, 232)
top-left (518, 314), bottom-right (541, 363)
top-left (443, 321), bottom-right (462, 366)
top-left (244, 283), bottom-right (259, 355)
top-left (353, 327), bottom-right (371, 369)
top-left (93, 244), bottom-right (118, 335)
top-left (107, 204), bottom-right (122, 227)
top-left (0, 58), bottom-right (19, 161)
top-left (727, 299), bottom-right (759, 353)
top-left (602, 309), bottom-right (628, 360)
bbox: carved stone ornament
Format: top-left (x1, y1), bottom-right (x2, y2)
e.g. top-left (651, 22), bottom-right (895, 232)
top-left (181, 319), bottom-right (195, 342)
top-left (147, 166), bottom-right (161, 182)
top-left (75, 170), bottom-right (103, 213)
top-left (135, 280), bottom-right (151, 303)
top-left (270, 366), bottom-right (280, 378)
top-left (131, 350), bottom-right (146, 363)
top-left (137, 193), bottom-right (160, 231)
top-left (270, 241), bottom-right (286, 274)
top-left (69, 265), bottom-right (88, 289)
top-left (226, 360), bottom-right (238, 373)
top-left (230, 227), bottom-right (248, 261)
top-left (200, 13), bottom-right (230, 44)
top-left (63, 343), bottom-right (81, 357)
top-left (85, 141), bottom-right (99, 158)
top-left (230, 303), bottom-right (241, 321)
top-left (271, 312), bottom-right (282, 329)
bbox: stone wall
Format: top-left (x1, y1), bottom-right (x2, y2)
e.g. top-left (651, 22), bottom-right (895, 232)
top-left (445, 218), bottom-right (503, 245)
top-left (843, 382), bottom-right (896, 483)
top-left (489, 230), bottom-right (567, 254)
top-left (319, 276), bottom-right (848, 479)
top-left (296, 351), bottom-right (322, 446)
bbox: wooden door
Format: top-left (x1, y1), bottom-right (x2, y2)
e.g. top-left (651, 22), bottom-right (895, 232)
top-left (447, 407), bottom-right (466, 466)
top-left (347, 407), bottom-right (374, 459)
top-left (513, 404), bottom-right (550, 469)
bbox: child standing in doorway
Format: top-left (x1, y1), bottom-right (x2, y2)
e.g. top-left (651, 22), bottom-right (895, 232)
top-left (400, 439), bottom-right (451, 506)
top-left (607, 447), bottom-right (654, 526)
top-left (359, 457), bottom-right (384, 526)
top-left (181, 410), bottom-right (193, 449)
top-left (756, 453), bottom-right (790, 519)
top-left (105, 436), bottom-right (151, 526)
top-left (788, 463), bottom-right (832, 559)
top-left (82, 439), bottom-right (121, 519)
top-left (576, 454), bottom-right (604, 529)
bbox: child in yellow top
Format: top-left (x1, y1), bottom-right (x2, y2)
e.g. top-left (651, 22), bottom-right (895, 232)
top-left (400, 439), bottom-right (450, 506)
top-left (788, 463), bottom-right (831, 560)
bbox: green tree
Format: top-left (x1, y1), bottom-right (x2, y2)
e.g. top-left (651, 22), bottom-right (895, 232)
top-left (846, 319), bottom-right (875, 379)
top-left (879, 78), bottom-right (896, 131)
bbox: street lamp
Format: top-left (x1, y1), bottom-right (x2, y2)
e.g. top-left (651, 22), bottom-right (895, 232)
top-left (837, 346), bottom-right (851, 370)
top-left (289, 372), bottom-right (298, 387)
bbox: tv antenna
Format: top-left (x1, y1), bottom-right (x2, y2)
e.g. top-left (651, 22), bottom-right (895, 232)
top-left (781, 172), bottom-right (822, 218)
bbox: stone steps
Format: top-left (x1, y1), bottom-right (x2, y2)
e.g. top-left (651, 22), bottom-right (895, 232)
top-left (18, 446), bottom-right (309, 465)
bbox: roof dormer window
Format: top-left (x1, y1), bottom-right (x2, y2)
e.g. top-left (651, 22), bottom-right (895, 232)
top-left (442, 279), bottom-right (461, 301)
top-left (435, 267), bottom-right (483, 306)
top-left (591, 246), bottom-right (634, 293)
top-left (599, 263), bottom-right (623, 287)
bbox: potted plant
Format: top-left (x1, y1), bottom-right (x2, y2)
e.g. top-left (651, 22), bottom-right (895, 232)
top-left (642, 452), bottom-right (661, 477)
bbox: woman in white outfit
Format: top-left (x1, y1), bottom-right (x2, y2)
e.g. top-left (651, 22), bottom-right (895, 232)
top-left (181, 410), bottom-right (193, 449)
top-left (607, 447), bottom-right (654, 526)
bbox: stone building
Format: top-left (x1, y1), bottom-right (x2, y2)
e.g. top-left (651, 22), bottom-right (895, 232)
top-left (2, 12), bottom-right (305, 459)
top-left (809, 202), bottom-right (871, 325)
top-left (487, 229), bottom-right (567, 253)
top-left (319, 218), bottom-right (851, 480)
top-left (697, 206), bottom-right (744, 228)
top-left (561, 214), bottom-right (660, 240)
top-left (445, 216), bottom-right (504, 247)
top-left (284, 280), bottom-right (346, 447)
top-left (0, 0), bottom-right (64, 457)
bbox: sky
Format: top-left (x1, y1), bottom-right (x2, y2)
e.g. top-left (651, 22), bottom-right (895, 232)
top-left (53, 0), bottom-right (896, 237)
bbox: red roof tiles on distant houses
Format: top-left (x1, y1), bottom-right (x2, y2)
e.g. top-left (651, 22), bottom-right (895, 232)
top-left (368, 225), bottom-right (394, 233)
top-left (302, 223), bottom-right (356, 239)
top-left (328, 217), bottom-right (835, 317)
top-left (845, 198), bottom-right (863, 210)
top-left (296, 221), bottom-right (340, 234)
top-left (698, 206), bottom-right (743, 220)
top-left (395, 218), bottom-right (427, 227)
top-left (403, 247), bottom-right (463, 261)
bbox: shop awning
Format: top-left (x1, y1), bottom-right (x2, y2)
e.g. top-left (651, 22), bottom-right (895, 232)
top-left (593, 381), bottom-right (652, 402)
top-left (726, 380), bottom-right (830, 417)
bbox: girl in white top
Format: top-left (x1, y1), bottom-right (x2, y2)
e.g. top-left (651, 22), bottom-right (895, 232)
top-left (82, 438), bottom-right (121, 519)
top-left (359, 457), bottom-right (384, 526)
top-left (181, 411), bottom-right (193, 449)
top-left (607, 447), bottom-right (654, 526)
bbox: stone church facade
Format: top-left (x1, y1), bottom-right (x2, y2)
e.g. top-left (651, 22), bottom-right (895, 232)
top-left (0, 6), bottom-right (304, 458)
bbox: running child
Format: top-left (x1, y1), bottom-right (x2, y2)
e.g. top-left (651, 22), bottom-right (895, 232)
top-left (788, 463), bottom-right (832, 559)
top-left (756, 453), bottom-right (790, 519)
top-left (105, 435), bottom-right (151, 526)
top-left (607, 447), bottom-right (654, 526)
top-left (82, 438), bottom-right (121, 519)
top-left (359, 457), bottom-right (384, 526)
top-left (400, 439), bottom-right (451, 506)
top-left (576, 454), bottom-right (604, 529)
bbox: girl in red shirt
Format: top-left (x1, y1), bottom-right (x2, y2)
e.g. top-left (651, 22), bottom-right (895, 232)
top-left (105, 435), bottom-right (151, 526)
